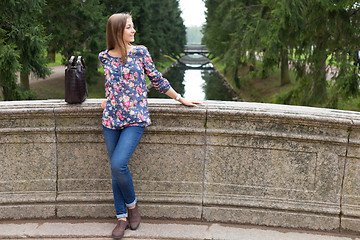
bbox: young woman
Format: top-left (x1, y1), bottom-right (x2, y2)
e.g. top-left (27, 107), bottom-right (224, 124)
top-left (99, 13), bottom-right (200, 239)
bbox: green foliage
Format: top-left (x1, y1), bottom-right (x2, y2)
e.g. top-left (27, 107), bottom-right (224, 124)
top-left (17, 25), bottom-right (51, 79)
top-left (101, 0), bottom-right (186, 60)
top-left (43, 0), bottom-right (105, 85)
top-left (0, 43), bottom-right (20, 100)
top-left (83, 51), bottom-right (103, 85)
top-left (0, 0), bottom-right (50, 99)
top-left (0, 42), bottom-right (38, 100)
top-left (0, 0), bottom-right (186, 101)
top-left (335, 63), bottom-right (359, 98)
top-left (47, 54), bottom-right (62, 67)
top-left (203, 0), bottom-right (360, 109)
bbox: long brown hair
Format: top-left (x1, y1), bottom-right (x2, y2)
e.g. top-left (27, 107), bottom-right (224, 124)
top-left (106, 13), bottom-right (132, 64)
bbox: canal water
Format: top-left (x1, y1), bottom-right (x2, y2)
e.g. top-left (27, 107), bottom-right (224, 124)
top-left (148, 60), bottom-right (238, 101)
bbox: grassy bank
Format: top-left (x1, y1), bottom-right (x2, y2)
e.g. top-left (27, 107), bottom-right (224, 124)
top-left (213, 59), bottom-right (360, 111)
top-left (213, 58), bottom-right (296, 103)
top-left (47, 54), bottom-right (63, 67)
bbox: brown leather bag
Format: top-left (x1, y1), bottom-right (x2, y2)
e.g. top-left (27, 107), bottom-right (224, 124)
top-left (65, 56), bottom-right (88, 104)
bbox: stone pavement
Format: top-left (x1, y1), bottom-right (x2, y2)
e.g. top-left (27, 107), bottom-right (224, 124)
top-left (0, 219), bottom-right (359, 240)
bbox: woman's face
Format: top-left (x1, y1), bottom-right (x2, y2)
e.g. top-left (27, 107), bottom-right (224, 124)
top-left (123, 17), bottom-right (136, 44)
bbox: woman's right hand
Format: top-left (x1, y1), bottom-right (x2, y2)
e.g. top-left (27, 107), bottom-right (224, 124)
top-left (179, 98), bottom-right (202, 107)
top-left (101, 100), bottom-right (106, 109)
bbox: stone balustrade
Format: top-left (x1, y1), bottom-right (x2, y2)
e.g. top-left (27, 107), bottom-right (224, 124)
top-left (0, 99), bottom-right (359, 233)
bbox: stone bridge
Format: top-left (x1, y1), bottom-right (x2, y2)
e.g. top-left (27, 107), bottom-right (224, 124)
top-left (0, 99), bottom-right (359, 234)
top-left (183, 44), bottom-right (210, 55)
top-left (178, 44), bottom-right (212, 70)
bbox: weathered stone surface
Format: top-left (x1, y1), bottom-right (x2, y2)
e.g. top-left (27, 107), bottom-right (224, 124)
top-left (56, 204), bottom-right (115, 218)
top-left (0, 223), bottom-right (38, 238)
top-left (53, 102), bottom-right (113, 217)
top-left (139, 203), bottom-right (202, 220)
top-left (0, 205), bottom-right (55, 219)
top-left (203, 102), bottom-right (351, 231)
top-left (0, 220), bottom-right (356, 240)
top-left (341, 119), bottom-right (360, 233)
top-left (341, 217), bottom-right (360, 233)
top-left (132, 143), bottom-right (204, 205)
top-left (56, 142), bottom-right (110, 192)
top-left (0, 99), bottom-right (359, 233)
top-left (0, 103), bottom-right (57, 219)
top-left (203, 206), bottom-right (340, 231)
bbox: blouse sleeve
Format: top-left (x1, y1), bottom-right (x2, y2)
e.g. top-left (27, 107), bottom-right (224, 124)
top-left (98, 51), bottom-right (110, 99)
top-left (142, 47), bottom-right (171, 94)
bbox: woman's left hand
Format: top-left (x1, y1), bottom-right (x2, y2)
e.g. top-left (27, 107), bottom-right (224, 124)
top-left (101, 100), bottom-right (106, 109)
top-left (164, 88), bottom-right (202, 107)
top-left (179, 98), bottom-right (202, 107)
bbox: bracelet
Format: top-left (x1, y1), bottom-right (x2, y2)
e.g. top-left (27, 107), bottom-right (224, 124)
top-left (175, 94), bottom-right (181, 101)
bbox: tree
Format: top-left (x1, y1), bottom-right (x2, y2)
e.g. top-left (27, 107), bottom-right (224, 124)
top-left (0, 41), bottom-right (20, 100)
top-left (1, 0), bottom-right (186, 100)
top-left (202, 0), bottom-right (360, 107)
top-left (158, 0), bottom-right (186, 59)
top-left (0, 0), bottom-right (50, 99)
top-left (203, 0), bottom-right (262, 88)
top-left (42, 0), bottom-right (106, 85)
top-left (254, 1), bottom-right (302, 85)
top-left (285, 1), bottom-right (360, 106)
top-left (42, 0), bottom-right (74, 62)
top-left (138, 0), bottom-right (186, 60)
top-left (101, 0), bottom-right (185, 61)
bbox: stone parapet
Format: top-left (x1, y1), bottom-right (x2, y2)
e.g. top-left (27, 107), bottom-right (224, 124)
top-left (0, 99), bottom-right (359, 233)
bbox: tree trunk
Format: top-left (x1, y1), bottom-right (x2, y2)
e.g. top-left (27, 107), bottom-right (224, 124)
top-left (1, 76), bottom-right (18, 101)
top-left (311, 57), bottom-right (327, 102)
top-left (310, 39), bottom-right (328, 104)
top-left (20, 71), bottom-right (30, 90)
top-left (47, 44), bottom-right (56, 63)
top-left (249, 51), bottom-right (255, 72)
top-left (2, 86), bottom-right (14, 100)
top-left (280, 49), bottom-right (290, 86)
top-left (234, 59), bottom-right (241, 88)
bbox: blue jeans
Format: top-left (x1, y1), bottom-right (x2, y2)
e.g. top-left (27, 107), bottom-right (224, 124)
top-left (102, 125), bottom-right (145, 218)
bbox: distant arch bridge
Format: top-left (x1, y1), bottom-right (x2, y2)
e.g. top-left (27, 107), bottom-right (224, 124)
top-left (183, 44), bottom-right (210, 55)
top-left (177, 44), bottom-right (213, 70)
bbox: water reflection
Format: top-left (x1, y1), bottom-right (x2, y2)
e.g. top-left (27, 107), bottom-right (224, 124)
top-left (183, 70), bottom-right (205, 100)
top-left (148, 63), bottom-right (237, 101)
top-left (148, 65), bottom-right (185, 98)
top-left (201, 70), bottom-right (237, 101)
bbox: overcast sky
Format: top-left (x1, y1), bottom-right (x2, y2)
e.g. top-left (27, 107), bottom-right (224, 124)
top-left (179, 0), bottom-right (206, 27)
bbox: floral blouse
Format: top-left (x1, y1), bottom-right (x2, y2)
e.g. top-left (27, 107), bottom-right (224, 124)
top-left (99, 46), bottom-right (171, 130)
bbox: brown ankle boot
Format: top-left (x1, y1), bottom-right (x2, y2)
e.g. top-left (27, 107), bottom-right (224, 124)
top-left (128, 203), bottom-right (141, 230)
top-left (112, 220), bottom-right (129, 239)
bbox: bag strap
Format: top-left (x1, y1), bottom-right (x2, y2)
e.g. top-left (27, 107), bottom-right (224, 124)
top-left (77, 56), bottom-right (85, 68)
top-left (68, 56), bottom-right (75, 66)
